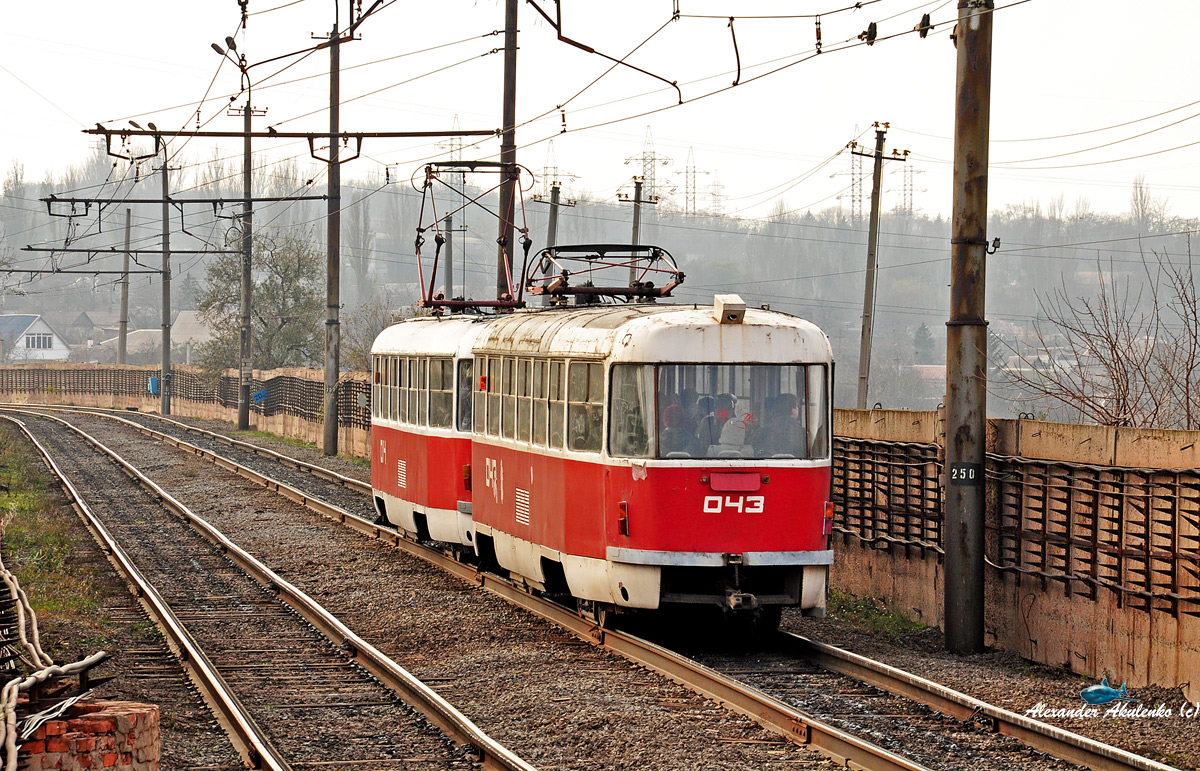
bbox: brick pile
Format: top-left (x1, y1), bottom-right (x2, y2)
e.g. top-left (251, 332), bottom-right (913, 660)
top-left (19, 701), bottom-right (159, 771)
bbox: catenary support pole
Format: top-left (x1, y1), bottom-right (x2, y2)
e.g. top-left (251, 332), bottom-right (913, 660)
top-left (495, 0), bottom-right (518, 300)
top-left (444, 212), bottom-right (454, 299)
top-left (945, 0), bottom-right (993, 655)
top-left (238, 87), bottom-right (254, 431)
top-left (159, 137), bottom-right (172, 416)
top-left (118, 209), bottom-right (130, 365)
top-left (541, 182), bottom-right (560, 307)
top-left (323, 20), bottom-right (342, 456)
top-left (856, 125), bottom-right (887, 409)
top-left (629, 178), bottom-right (643, 286)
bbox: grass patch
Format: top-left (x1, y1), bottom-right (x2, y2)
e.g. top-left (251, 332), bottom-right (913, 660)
top-left (827, 589), bottom-right (925, 641)
top-left (0, 426), bottom-right (103, 621)
top-left (237, 429), bottom-right (320, 452)
top-left (237, 429), bottom-right (370, 467)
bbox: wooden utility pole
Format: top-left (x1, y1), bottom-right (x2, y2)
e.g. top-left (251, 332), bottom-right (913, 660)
top-left (495, 0), bottom-right (518, 300)
top-left (118, 208), bottom-right (130, 365)
top-left (945, 0), bottom-right (994, 655)
top-left (854, 123), bottom-right (906, 409)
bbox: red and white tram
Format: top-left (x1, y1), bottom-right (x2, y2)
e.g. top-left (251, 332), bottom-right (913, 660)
top-left (371, 315), bottom-right (485, 546)
top-left (371, 296), bottom-right (834, 624)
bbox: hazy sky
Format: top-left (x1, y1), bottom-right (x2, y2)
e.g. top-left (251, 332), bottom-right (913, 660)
top-left (4, 0), bottom-right (1199, 223)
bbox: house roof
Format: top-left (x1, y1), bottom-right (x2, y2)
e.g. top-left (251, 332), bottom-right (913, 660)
top-left (74, 310), bottom-right (124, 328)
top-left (0, 314), bottom-right (39, 341)
top-left (96, 328), bottom-right (160, 353)
top-left (172, 310), bottom-right (213, 346)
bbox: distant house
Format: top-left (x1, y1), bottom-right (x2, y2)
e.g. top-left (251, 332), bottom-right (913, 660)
top-left (0, 315), bottom-right (72, 362)
top-left (73, 310), bottom-right (123, 343)
top-left (94, 310), bottom-right (214, 364)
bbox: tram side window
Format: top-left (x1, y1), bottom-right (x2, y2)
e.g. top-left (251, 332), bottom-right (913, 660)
top-left (807, 365), bottom-right (829, 457)
top-left (379, 356), bottom-right (388, 421)
top-left (532, 360), bottom-right (547, 446)
top-left (429, 358), bottom-right (453, 428)
top-left (473, 357), bottom-right (488, 434)
top-left (371, 356), bottom-right (380, 419)
top-left (398, 356), bottom-right (409, 423)
top-left (516, 359), bottom-right (532, 443)
top-left (548, 360), bottom-right (565, 448)
top-left (608, 364), bottom-right (654, 458)
top-left (487, 357), bottom-right (501, 436)
top-left (457, 359), bottom-right (473, 432)
top-left (568, 361), bottom-right (603, 453)
top-left (415, 357), bottom-right (429, 422)
top-left (501, 357), bottom-right (516, 439)
top-left (389, 356), bottom-right (399, 422)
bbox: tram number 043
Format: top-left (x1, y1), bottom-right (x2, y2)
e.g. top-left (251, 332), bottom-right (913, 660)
top-left (703, 495), bottom-right (765, 514)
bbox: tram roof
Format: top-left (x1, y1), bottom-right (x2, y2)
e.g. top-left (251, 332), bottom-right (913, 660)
top-left (472, 303), bottom-right (832, 364)
top-left (370, 314), bottom-right (490, 357)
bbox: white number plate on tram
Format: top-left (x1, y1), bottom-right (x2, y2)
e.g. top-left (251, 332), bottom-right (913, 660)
top-left (703, 495), bottom-right (765, 514)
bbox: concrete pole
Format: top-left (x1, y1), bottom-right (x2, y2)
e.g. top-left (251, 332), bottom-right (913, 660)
top-left (945, 0), bottom-right (993, 655)
top-left (495, 0), bottom-right (518, 300)
top-left (629, 178), bottom-right (643, 286)
top-left (159, 138), bottom-right (172, 416)
top-left (856, 126), bottom-right (887, 409)
top-left (541, 182), bottom-right (561, 307)
top-left (444, 213), bottom-right (454, 300)
top-left (238, 84), bottom-right (254, 431)
top-left (323, 23), bottom-right (342, 456)
top-left (118, 208), bottom-right (130, 365)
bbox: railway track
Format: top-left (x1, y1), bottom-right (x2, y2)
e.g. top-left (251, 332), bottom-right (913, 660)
top-left (8, 405), bottom-right (1180, 771)
top-left (1, 410), bottom-right (533, 771)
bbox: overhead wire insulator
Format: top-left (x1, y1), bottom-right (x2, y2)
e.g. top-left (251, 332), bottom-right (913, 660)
top-left (815, 16), bottom-right (822, 53)
top-left (917, 13), bottom-right (933, 38)
top-left (859, 22), bottom-right (878, 46)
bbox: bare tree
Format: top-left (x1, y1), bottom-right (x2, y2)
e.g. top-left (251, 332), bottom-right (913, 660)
top-left (997, 245), bottom-right (1200, 428)
top-left (1130, 174), bottom-right (1167, 234)
top-left (341, 292), bottom-right (399, 373)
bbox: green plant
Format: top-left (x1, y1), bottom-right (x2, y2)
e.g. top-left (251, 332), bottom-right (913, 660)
top-left (827, 589), bottom-right (925, 640)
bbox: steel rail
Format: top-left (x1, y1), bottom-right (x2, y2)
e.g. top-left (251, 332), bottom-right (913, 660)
top-left (0, 413), bottom-right (290, 771)
top-left (38, 409), bottom-right (932, 771)
top-left (23, 405), bottom-right (1178, 771)
top-left (12, 405), bottom-right (371, 496)
top-left (780, 632), bottom-right (1178, 771)
top-left (2, 409), bottom-right (534, 771)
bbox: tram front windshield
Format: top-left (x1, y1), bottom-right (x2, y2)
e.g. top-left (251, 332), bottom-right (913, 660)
top-left (608, 363), bottom-right (829, 460)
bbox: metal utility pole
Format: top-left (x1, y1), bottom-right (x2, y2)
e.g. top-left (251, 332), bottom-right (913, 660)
top-left (118, 208), bottom-right (130, 365)
top-left (945, 0), bottom-right (994, 655)
top-left (629, 178), bottom-right (644, 284)
top-left (495, 0), bottom-right (518, 300)
top-left (238, 85), bottom-right (254, 431)
top-left (546, 183), bottom-right (561, 254)
top-left (543, 182), bottom-right (561, 307)
top-left (158, 137), bottom-right (172, 416)
top-left (532, 180), bottom-right (574, 306)
top-left (323, 19), bottom-right (342, 456)
top-left (675, 147), bottom-right (709, 216)
top-left (853, 122), bottom-right (907, 409)
top-left (444, 213), bottom-right (454, 299)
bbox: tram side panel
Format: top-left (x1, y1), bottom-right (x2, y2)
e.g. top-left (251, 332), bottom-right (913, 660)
top-left (473, 444), bottom-right (650, 604)
top-left (372, 423), bottom-right (472, 543)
